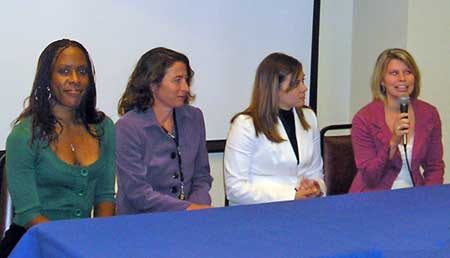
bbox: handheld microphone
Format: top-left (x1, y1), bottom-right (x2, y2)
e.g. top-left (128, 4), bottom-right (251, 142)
top-left (398, 95), bottom-right (410, 146)
top-left (398, 95), bottom-right (415, 187)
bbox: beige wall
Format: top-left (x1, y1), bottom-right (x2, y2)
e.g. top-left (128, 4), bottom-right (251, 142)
top-left (209, 153), bottom-right (225, 207)
top-left (406, 0), bottom-right (450, 183)
top-left (317, 0), bottom-right (354, 126)
top-left (349, 0), bottom-right (409, 116)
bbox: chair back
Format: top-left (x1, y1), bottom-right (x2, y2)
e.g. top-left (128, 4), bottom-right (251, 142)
top-left (0, 150), bottom-right (13, 237)
top-left (320, 124), bottom-right (357, 195)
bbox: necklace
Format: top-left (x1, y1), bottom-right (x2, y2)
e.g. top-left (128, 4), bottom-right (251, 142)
top-left (161, 126), bottom-right (176, 139)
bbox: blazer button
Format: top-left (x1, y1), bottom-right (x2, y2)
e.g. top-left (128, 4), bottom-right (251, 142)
top-left (80, 169), bottom-right (88, 177)
top-left (74, 209), bottom-right (82, 217)
top-left (171, 186), bottom-right (178, 193)
top-left (170, 152), bottom-right (177, 159)
top-left (172, 173), bottom-right (179, 179)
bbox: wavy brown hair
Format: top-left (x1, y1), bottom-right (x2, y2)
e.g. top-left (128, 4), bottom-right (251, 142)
top-left (232, 52), bottom-right (310, 143)
top-left (118, 47), bottom-right (194, 116)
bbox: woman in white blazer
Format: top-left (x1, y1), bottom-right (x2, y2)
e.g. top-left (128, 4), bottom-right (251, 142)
top-left (224, 53), bottom-right (325, 205)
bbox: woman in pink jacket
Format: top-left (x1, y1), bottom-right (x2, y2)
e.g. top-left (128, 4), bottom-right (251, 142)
top-left (350, 48), bottom-right (444, 192)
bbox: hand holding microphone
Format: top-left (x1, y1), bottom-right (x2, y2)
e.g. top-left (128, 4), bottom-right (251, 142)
top-left (388, 95), bottom-right (411, 160)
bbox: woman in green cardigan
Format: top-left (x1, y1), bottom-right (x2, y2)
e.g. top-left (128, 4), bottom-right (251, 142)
top-left (0, 39), bottom-right (116, 257)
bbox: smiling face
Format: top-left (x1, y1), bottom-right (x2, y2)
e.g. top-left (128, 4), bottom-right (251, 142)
top-left (50, 46), bottom-right (89, 110)
top-left (152, 61), bottom-right (190, 110)
top-left (382, 58), bottom-right (415, 103)
top-left (278, 70), bottom-right (307, 110)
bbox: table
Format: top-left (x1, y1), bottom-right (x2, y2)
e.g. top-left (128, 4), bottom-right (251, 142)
top-left (10, 184), bottom-right (450, 258)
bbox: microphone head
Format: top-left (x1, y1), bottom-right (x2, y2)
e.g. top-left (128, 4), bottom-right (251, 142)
top-left (398, 95), bottom-right (410, 105)
top-left (398, 95), bottom-right (410, 113)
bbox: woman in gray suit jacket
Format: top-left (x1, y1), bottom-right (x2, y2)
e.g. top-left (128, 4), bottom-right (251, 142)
top-left (224, 53), bottom-right (325, 205)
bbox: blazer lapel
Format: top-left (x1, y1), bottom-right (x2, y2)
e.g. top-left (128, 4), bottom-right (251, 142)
top-left (294, 109), bottom-right (306, 166)
top-left (371, 101), bottom-right (392, 146)
top-left (410, 99), bottom-right (431, 167)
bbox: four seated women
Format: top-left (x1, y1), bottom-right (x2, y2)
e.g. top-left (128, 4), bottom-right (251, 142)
top-left (0, 44), bottom-right (444, 257)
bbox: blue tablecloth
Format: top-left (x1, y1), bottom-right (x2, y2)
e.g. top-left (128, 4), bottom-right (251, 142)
top-left (10, 184), bottom-right (450, 258)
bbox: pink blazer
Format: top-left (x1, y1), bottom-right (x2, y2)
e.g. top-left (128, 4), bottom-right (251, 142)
top-left (349, 99), bottom-right (444, 192)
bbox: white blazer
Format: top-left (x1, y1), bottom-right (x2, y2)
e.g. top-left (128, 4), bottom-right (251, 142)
top-left (224, 108), bottom-right (325, 205)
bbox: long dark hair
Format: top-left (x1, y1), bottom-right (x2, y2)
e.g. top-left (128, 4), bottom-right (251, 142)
top-left (118, 47), bottom-right (194, 116)
top-left (232, 52), bottom-right (310, 143)
top-left (15, 39), bottom-right (105, 144)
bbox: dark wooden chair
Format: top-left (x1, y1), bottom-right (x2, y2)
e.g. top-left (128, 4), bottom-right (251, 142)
top-left (320, 124), bottom-right (357, 195)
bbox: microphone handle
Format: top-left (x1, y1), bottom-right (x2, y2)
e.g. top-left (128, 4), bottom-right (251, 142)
top-left (400, 103), bottom-right (408, 113)
top-left (400, 103), bottom-right (408, 146)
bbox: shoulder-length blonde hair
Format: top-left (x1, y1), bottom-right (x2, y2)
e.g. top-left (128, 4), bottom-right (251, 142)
top-left (371, 48), bottom-right (421, 101)
top-left (232, 52), bottom-right (310, 143)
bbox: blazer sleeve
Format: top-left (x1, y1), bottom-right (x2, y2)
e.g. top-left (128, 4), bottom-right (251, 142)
top-left (186, 109), bottom-right (213, 204)
top-left (6, 126), bottom-right (42, 226)
top-left (422, 107), bottom-right (445, 185)
top-left (116, 118), bottom-right (190, 212)
top-left (300, 111), bottom-right (326, 194)
top-left (224, 116), bottom-right (296, 205)
top-left (351, 111), bottom-right (400, 187)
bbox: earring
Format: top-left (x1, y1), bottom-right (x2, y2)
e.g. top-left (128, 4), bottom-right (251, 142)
top-left (34, 87), bottom-right (40, 102)
top-left (380, 84), bottom-right (386, 94)
top-left (47, 86), bottom-right (52, 100)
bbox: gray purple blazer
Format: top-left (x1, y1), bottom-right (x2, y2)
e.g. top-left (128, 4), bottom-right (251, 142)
top-left (115, 105), bottom-right (212, 213)
top-left (349, 99), bottom-right (444, 192)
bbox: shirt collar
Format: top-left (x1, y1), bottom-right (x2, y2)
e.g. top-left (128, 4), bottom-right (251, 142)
top-left (133, 105), bottom-right (192, 129)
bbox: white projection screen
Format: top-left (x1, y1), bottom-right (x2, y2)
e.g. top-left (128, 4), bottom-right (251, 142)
top-left (0, 0), bottom-right (318, 149)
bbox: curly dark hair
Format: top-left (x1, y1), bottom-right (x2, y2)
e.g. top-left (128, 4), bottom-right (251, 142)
top-left (15, 39), bottom-right (105, 144)
top-left (118, 47), bottom-right (194, 116)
